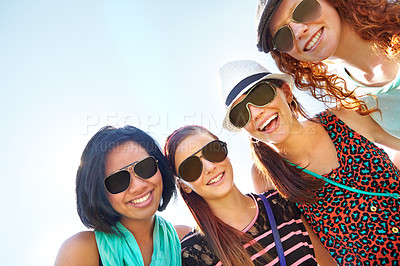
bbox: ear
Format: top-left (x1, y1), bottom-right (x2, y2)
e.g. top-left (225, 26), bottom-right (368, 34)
top-left (280, 83), bottom-right (293, 103)
top-left (178, 180), bottom-right (193, 194)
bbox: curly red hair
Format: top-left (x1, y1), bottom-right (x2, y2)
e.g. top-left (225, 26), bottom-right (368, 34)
top-left (270, 0), bottom-right (400, 114)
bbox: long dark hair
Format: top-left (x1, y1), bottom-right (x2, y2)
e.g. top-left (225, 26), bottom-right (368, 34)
top-left (250, 140), bottom-right (324, 203)
top-left (164, 125), bottom-right (266, 266)
top-left (76, 125), bottom-right (176, 234)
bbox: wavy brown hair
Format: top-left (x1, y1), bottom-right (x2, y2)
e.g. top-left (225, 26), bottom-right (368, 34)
top-left (268, 0), bottom-right (400, 114)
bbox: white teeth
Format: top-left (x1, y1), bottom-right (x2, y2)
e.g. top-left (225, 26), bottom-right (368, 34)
top-left (208, 173), bottom-right (223, 185)
top-left (259, 114), bottom-right (278, 131)
top-left (305, 29), bottom-right (322, 51)
top-left (131, 192), bottom-right (151, 204)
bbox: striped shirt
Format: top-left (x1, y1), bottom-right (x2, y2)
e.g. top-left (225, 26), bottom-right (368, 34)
top-left (180, 190), bottom-right (317, 265)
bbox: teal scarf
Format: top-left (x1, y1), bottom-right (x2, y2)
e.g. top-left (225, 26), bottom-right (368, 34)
top-left (95, 215), bottom-right (181, 266)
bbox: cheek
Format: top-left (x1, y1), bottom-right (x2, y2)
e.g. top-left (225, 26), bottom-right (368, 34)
top-left (106, 193), bottom-right (122, 210)
top-left (244, 123), bottom-right (254, 133)
top-left (153, 171), bottom-right (163, 190)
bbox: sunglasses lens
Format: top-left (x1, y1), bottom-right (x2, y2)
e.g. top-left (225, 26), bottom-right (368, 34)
top-left (273, 26), bottom-right (294, 52)
top-left (105, 171), bottom-right (130, 194)
top-left (203, 141), bottom-right (228, 162)
top-left (229, 102), bottom-right (250, 128)
top-left (293, 0), bottom-right (322, 23)
top-left (246, 83), bottom-right (276, 106)
top-left (229, 82), bottom-right (277, 128)
top-left (134, 156), bottom-right (158, 179)
top-left (179, 156), bottom-right (202, 182)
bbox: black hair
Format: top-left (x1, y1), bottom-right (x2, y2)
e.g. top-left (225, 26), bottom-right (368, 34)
top-left (76, 125), bottom-right (176, 234)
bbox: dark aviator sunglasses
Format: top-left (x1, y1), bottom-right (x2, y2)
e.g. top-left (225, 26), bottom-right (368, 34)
top-left (104, 156), bottom-right (158, 194)
top-left (178, 140), bottom-right (228, 182)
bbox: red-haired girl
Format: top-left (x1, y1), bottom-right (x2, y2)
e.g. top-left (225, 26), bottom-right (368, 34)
top-left (257, 0), bottom-right (400, 138)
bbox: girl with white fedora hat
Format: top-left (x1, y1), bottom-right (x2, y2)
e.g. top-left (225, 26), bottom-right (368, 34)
top-left (220, 60), bottom-right (400, 265)
top-left (164, 125), bottom-right (336, 265)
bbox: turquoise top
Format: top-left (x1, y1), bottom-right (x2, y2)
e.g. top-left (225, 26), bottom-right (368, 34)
top-left (94, 215), bottom-right (181, 266)
top-left (338, 66), bottom-right (400, 138)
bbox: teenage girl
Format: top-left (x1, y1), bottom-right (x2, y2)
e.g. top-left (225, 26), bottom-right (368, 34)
top-left (220, 60), bottom-right (400, 264)
top-left (164, 125), bottom-right (336, 265)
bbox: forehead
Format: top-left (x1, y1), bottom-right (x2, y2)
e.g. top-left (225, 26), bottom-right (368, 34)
top-left (105, 141), bottom-right (149, 174)
top-left (175, 134), bottom-right (215, 164)
top-left (268, 0), bottom-right (300, 32)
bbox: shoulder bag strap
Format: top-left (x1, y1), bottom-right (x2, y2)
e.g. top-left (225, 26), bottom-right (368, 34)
top-left (259, 194), bottom-right (287, 266)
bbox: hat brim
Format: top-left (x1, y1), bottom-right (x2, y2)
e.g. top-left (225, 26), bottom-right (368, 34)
top-left (222, 73), bottom-right (293, 132)
top-left (256, 0), bottom-right (284, 53)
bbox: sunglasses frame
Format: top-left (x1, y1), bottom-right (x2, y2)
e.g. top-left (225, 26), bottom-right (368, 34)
top-left (229, 81), bottom-right (278, 128)
top-left (178, 140), bottom-right (228, 182)
top-left (104, 156), bottom-right (158, 194)
top-left (272, 0), bottom-right (322, 53)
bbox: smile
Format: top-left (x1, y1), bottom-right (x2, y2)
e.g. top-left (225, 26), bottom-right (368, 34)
top-left (207, 172), bottom-right (224, 185)
top-left (130, 191), bottom-right (151, 204)
top-left (304, 28), bottom-right (323, 51)
top-left (258, 113), bottom-right (278, 131)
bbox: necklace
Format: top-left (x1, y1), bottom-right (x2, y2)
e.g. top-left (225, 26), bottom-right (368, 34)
top-left (288, 161), bottom-right (399, 199)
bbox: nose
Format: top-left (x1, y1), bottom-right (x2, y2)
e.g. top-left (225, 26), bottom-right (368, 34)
top-left (200, 157), bottom-right (217, 176)
top-left (248, 104), bottom-right (265, 122)
top-left (288, 21), bottom-right (308, 40)
top-left (127, 173), bottom-right (147, 193)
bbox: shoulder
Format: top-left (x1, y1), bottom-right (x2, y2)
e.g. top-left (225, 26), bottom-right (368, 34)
top-left (180, 227), bottom-right (202, 244)
top-left (54, 231), bottom-right (99, 266)
top-left (180, 229), bottom-right (218, 265)
top-left (173, 225), bottom-right (192, 241)
top-left (256, 191), bottom-right (301, 218)
top-left (330, 108), bottom-right (376, 141)
top-left (251, 164), bottom-right (276, 193)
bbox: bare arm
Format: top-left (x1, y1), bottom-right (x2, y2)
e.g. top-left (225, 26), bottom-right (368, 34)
top-left (301, 215), bottom-right (337, 266)
top-left (54, 231), bottom-right (99, 266)
top-left (251, 164), bottom-right (275, 193)
top-left (332, 108), bottom-right (400, 151)
top-left (173, 225), bottom-right (192, 240)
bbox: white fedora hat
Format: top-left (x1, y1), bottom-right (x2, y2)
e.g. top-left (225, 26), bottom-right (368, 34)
top-left (219, 60), bottom-right (293, 131)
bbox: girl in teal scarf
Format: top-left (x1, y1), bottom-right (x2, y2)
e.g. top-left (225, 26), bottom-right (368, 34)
top-left (55, 126), bottom-right (182, 266)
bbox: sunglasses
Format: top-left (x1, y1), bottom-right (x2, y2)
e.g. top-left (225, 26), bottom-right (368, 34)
top-left (229, 81), bottom-right (277, 128)
top-left (178, 140), bottom-right (228, 182)
top-left (104, 156), bottom-right (158, 194)
top-left (272, 0), bottom-right (322, 53)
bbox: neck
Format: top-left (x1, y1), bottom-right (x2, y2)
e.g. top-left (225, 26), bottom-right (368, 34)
top-left (205, 185), bottom-right (256, 231)
top-left (329, 22), bottom-right (399, 86)
top-left (120, 215), bottom-right (155, 241)
top-left (274, 119), bottom-right (322, 167)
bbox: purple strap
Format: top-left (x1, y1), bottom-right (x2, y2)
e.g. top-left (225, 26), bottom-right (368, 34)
top-left (259, 194), bottom-right (287, 266)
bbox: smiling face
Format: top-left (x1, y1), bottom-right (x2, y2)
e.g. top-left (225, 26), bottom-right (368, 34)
top-left (268, 0), bottom-right (342, 62)
top-left (174, 134), bottom-right (234, 201)
top-left (234, 83), bottom-right (297, 144)
top-left (105, 141), bottom-right (163, 224)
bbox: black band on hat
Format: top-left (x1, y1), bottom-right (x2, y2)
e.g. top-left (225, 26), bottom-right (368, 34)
top-left (225, 72), bottom-right (270, 107)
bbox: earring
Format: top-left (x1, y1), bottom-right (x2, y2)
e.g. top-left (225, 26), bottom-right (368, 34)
top-left (249, 136), bottom-right (260, 144)
top-left (178, 179), bottom-right (192, 194)
top-left (290, 100), bottom-right (298, 112)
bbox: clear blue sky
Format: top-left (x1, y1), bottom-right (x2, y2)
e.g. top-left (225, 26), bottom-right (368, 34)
top-left (0, 1), bottom-right (324, 265)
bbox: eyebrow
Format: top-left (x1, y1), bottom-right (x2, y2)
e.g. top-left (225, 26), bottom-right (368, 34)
top-left (270, 0), bottom-right (301, 33)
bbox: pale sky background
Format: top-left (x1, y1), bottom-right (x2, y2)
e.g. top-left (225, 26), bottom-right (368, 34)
top-left (0, 1), bottom-right (325, 265)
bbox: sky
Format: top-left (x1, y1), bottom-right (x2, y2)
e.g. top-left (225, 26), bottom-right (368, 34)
top-left (0, 1), bottom-right (324, 265)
